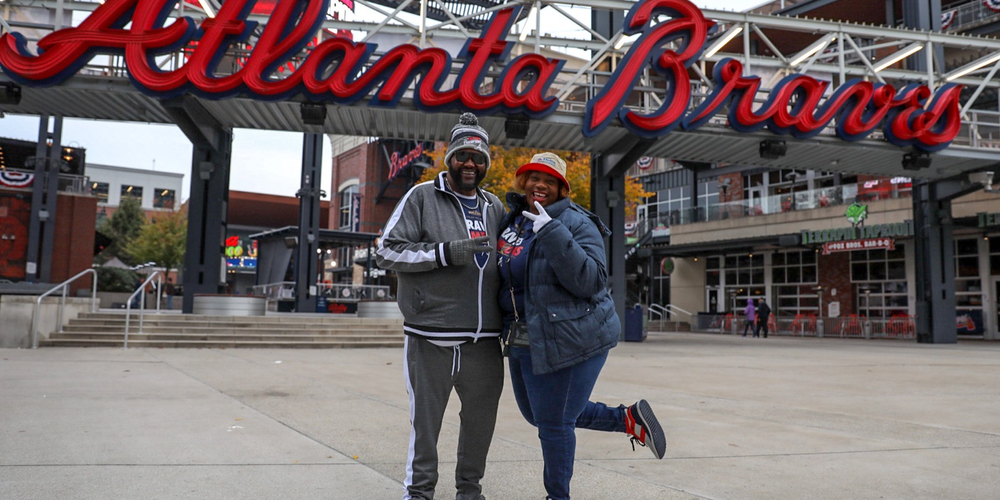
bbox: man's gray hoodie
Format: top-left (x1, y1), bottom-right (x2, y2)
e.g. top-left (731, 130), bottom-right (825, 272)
top-left (376, 171), bottom-right (506, 342)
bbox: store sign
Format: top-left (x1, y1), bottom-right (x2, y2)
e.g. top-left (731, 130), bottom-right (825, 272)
top-left (225, 236), bottom-right (258, 268)
top-left (386, 142), bottom-right (426, 182)
top-left (956, 310), bottom-right (984, 334)
top-left (977, 211), bottom-right (1000, 228)
top-left (801, 220), bottom-right (914, 245)
top-left (820, 237), bottom-right (894, 255)
top-left (0, 0), bottom-right (964, 152)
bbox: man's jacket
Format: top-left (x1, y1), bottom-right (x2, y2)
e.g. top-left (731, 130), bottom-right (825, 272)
top-left (376, 171), bottom-right (506, 341)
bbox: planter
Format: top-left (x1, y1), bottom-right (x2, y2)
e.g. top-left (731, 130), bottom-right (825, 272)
top-left (357, 300), bottom-right (403, 319)
top-left (192, 294), bottom-right (266, 316)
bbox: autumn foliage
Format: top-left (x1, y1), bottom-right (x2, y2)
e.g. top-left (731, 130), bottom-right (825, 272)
top-left (419, 145), bottom-right (651, 218)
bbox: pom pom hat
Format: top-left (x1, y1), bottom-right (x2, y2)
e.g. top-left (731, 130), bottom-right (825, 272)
top-left (444, 113), bottom-right (491, 170)
top-left (516, 152), bottom-right (570, 191)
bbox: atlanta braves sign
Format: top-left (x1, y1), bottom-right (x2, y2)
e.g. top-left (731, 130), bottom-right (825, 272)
top-left (0, 0), bottom-right (962, 151)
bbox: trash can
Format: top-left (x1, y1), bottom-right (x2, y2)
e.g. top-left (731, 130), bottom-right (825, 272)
top-left (624, 305), bottom-right (647, 342)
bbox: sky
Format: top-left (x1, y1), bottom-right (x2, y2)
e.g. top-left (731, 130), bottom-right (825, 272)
top-left (0, 0), bottom-right (764, 202)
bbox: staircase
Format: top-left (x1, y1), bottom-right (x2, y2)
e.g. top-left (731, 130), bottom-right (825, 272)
top-left (41, 312), bottom-right (406, 348)
top-left (648, 320), bottom-right (692, 333)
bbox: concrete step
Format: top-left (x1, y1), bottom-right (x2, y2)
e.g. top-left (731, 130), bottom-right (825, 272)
top-left (649, 320), bottom-right (692, 332)
top-left (66, 319), bottom-right (403, 329)
top-left (48, 332), bottom-right (404, 343)
top-left (80, 312), bottom-right (403, 326)
top-left (59, 324), bottom-right (403, 335)
top-left (40, 338), bottom-right (405, 349)
top-left (46, 312), bottom-right (408, 349)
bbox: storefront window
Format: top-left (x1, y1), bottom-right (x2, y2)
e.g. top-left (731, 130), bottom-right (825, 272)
top-left (720, 252), bottom-right (765, 311)
top-left (772, 250), bottom-right (820, 315)
top-left (953, 238), bottom-right (983, 311)
top-left (852, 244), bottom-right (908, 318)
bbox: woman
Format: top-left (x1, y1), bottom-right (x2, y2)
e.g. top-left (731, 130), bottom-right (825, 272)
top-left (496, 152), bottom-right (666, 500)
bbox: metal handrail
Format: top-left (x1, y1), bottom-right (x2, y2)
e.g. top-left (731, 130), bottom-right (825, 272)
top-left (30, 268), bottom-right (99, 349)
top-left (649, 303), bottom-right (693, 330)
top-left (123, 271), bottom-right (163, 349)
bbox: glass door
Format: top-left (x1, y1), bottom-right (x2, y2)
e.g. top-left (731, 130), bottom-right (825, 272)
top-left (746, 186), bottom-right (765, 216)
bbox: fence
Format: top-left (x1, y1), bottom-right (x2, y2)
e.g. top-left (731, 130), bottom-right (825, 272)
top-left (695, 313), bottom-right (916, 340)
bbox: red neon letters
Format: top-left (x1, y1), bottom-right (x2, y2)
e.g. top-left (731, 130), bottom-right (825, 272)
top-left (0, 0), bottom-right (561, 115)
top-left (0, 0), bottom-right (964, 151)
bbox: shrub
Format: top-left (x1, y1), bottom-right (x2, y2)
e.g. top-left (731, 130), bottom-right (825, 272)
top-left (97, 267), bottom-right (142, 293)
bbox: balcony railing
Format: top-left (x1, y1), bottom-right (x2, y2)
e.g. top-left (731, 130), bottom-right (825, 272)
top-left (636, 181), bottom-right (913, 236)
top-left (942, 0), bottom-right (1000, 33)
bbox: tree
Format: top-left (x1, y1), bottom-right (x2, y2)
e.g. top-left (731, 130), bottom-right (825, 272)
top-left (420, 145), bottom-right (651, 218)
top-left (102, 197), bottom-right (145, 264)
top-left (125, 210), bottom-right (187, 279)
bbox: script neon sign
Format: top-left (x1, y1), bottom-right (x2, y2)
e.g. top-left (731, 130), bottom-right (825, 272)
top-left (0, 0), bottom-right (963, 151)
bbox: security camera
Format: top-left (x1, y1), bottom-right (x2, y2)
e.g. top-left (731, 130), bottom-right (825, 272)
top-left (969, 171), bottom-right (994, 190)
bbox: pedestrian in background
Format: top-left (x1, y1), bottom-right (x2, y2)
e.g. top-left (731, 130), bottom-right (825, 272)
top-left (376, 113), bottom-right (506, 500)
top-left (742, 298), bottom-right (757, 337)
top-left (756, 298), bottom-right (771, 338)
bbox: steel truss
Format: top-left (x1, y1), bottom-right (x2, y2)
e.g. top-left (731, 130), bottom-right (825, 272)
top-left (4, 0), bottom-right (1000, 159)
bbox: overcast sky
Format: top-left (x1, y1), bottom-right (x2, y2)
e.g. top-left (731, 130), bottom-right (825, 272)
top-left (0, 0), bottom-right (764, 201)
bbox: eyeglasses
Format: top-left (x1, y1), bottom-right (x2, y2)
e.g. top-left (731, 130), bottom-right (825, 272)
top-left (454, 151), bottom-right (487, 165)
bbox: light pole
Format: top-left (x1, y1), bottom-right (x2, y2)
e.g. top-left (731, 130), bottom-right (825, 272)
top-left (812, 285), bottom-right (824, 337)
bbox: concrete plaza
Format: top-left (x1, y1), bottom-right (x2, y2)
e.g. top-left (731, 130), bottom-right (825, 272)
top-left (2, 332), bottom-right (999, 500)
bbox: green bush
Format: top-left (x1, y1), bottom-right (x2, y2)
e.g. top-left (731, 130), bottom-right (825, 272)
top-left (97, 267), bottom-right (142, 293)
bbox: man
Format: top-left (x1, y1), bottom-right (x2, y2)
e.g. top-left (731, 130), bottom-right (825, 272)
top-left (376, 113), bottom-right (506, 500)
top-left (756, 298), bottom-right (771, 338)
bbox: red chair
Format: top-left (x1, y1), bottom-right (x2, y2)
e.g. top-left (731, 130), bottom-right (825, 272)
top-left (886, 314), bottom-right (915, 338)
top-left (839, 314), bottom-right (865, 337)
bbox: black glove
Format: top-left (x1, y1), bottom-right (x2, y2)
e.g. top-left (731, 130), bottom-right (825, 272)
top-left (444, 235), bottom-right (495, 266)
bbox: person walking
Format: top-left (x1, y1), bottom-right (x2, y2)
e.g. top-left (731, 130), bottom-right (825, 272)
top-left (756, 298), bottom-right (771, 338)
top-left (375, 113), bottom-right (506, 500)
top-left (164, 277), bottom-right (175, 310)
top-left (496, 152), bottom-right (666, 500)
top-left (742, 298), bottom-right (758, 337)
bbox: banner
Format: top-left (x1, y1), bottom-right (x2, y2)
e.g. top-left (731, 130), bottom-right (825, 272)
top-left (821, 238), bottom-right (895, 255)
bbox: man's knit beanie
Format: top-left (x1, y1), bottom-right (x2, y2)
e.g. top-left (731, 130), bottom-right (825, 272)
top-left (444, 112), bottom-right (491, 170)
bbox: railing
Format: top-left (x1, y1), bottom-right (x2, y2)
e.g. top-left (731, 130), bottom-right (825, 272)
top-left (30, 268), bottom-right (98, 349)
top-left (696, 313), bottom-right (917, 340)
top-left (649, 303), bottom-right (693, 331)
top-left (123, 271), bottom-right (163, 349)
top-left (637, 180), bottom-right (918, 232)
top-left (251, 281), bottom-right (393, 312)
top-left (942, 0), bottom-right (1000, 33)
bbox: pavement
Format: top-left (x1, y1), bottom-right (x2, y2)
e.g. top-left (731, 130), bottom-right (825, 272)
top-left (2, 332), bottom-right (1000, 500)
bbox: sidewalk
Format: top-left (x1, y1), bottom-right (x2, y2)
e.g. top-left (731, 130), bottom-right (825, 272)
top-left (2, 332), bottom-right (1000, 500)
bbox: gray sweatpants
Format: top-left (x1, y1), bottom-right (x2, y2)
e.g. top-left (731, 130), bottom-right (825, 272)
top-left (402, 336), bottom-right (504, 500)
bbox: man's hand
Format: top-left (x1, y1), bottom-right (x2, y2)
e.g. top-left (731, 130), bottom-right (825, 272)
top-left (522, 201), bottom-right (552, 231)
top-left (444, 235), bottom-right (495, 266)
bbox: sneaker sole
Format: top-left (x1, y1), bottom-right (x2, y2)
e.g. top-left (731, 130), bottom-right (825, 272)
top-left (634, 399), bottom-right (666, 459)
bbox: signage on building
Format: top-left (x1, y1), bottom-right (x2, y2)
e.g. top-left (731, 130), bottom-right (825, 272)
top-left (801, 221), bottom-right (914, 245)
top-left (977, 211), bottom-right (1000, 228)
top-left (956, 310), bottom-right (984, 334)
top-left (384, 141), bottom-right (429, 183)
top-left (820, 237), bottom-right (894, 255)
top-left (351, 194), bottom-right (361, 232)
top-left (0, 0), bottom-right (963, 152)
top-left (225, 236), bottom-right (258, 268)
top-left (0, 171), bottom-right (34, 188)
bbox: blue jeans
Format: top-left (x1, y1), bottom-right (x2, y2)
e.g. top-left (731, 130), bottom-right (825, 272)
top-left (508, 348), bottom-right (624, 500)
